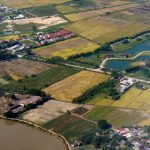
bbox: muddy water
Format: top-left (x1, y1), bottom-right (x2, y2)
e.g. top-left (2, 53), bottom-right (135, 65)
top-left (0, 119), bottom-right (67, 150)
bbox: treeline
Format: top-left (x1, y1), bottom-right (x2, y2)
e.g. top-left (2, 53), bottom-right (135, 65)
top-left (73, 79), bottom-right (120, 104)
top-left (73, 0), bottom-right (95, 7)
top-left (126, 66), bottom-right (140, 73)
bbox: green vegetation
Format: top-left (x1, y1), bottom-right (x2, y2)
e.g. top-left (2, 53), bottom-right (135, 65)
top-left (13, 23), bottom-right (40, 33)
top-left (43, 113), bottom-right (96, 142)
top-left (0, 51), bottom-right (17, 60)
top-left (129, 68), bottom-right (150, 81)
top-left (112, 34), bottom-right (150, 52)
top-left (0, 65), bottom-right (80, 92)
top-left (73, 0), bottom-right (95, 7)
top-left (85, 106), bottom-right (147, 128)
top-left (20, 4), bottom-right (57, 17)
top-left (73, 79), bottom-right (120, 104)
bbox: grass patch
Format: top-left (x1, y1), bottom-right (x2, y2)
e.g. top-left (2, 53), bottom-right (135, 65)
top-left (85, 106), bottom-right (148, 128)
top-left (0, 65), bottom-right (80, 92)
top-left (43, 113), bottom-right (96, 142)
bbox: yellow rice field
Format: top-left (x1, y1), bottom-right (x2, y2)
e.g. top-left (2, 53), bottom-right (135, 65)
top-left (33, 37), bottom-right (100, 59)
top-left (65, 16), bottom-right (150, 45)
top-left (0, 0), bottom-right (71, 8)
top-left (87, 87), bottom-right (150, 111)
top-left (87, 87), bottom-right (150, 125)
top-left (43, 71), bottom-right (110, 102)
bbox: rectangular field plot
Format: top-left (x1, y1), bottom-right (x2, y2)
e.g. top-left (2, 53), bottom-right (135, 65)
top-left (0, 66), bottom-right (80, 92)
top-left (85, 106), bottom-right (149, 128)
top-left (43, 113), bottom-right (96, 141)
top-left (43, 71), bottom-right (110, 102)
top-left (87, 87), bottom-right (150, 111)
top-left (0, 0), bottom-right (71, 8)
top-left (33, 37), bottom-right (99, 59)
top-left (65, 3), bottom-right (139, 22)
top-left (0, 59), bottom-right (52, 80)
top-left (22, 100), bottom-right (78, 124)
top-left (110, 4), bottom-right (150, 25)
top-left (56, 4), bottom-right (78, 14)
top-left (65, 16), bottom-right (150, 45)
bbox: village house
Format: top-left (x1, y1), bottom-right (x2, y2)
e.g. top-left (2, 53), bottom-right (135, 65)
top-left (119, 77), bottom-right (135, 94)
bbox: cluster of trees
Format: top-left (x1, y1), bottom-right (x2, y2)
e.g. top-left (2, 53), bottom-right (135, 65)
top-left (47, 56), bottom-right (65, 64)
top-left (126, 66), bottom-right (140, 73)
top-left (142, 68), bottom-right (150, 78)
top-left (73, 79), bottom-right (120, 104)
top-left (79, 120), bottom-right (128, 149)
top-left (0, 50), bottom-right (17, 60)
top-left (73, 0), bottom-right (95, 7)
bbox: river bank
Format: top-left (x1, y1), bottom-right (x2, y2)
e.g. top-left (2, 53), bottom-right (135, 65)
top-left (0, 115), bottom-right (72, 150)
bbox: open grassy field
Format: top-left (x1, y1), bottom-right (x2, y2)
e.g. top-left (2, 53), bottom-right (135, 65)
top-left (65, 3), bottom-right (139, 22)
top-left (0, 59), bottom-right (52, 80)
top-left (22, 100), bottom-right (78, 124)
top-left (0, 0), bottom-right (71, 8)
top-left (56, 4), bottom-right (78, 14)
top-left (43, 71), bottom-right (110, 102)
top-left (85, 106), bottom-right (149, 128)
top-left (65, 16), bottom-right (150, 45)
top-left (33, 37), bottom-right (99, 59)
top-left (43, 113), bottom-right (96, 142)
top-left (0, 65), bottom-right (80, 92)
top-left (20, 4), bottom-right (58, 17)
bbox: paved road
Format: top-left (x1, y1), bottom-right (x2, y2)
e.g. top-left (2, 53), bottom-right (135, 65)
top-left (64, 63), bottom-right (110, 74)
top-left (127, 76), bottom-right (150, 84)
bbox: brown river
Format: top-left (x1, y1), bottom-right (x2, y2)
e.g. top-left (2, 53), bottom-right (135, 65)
top-left (0, 119), bottom-right (67, 150)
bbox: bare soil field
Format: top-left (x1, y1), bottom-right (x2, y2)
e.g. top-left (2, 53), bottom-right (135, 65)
top-left (4, 16), bottom-right (67, 27)
top-left (22, 100), bottom-right (78, 124)
top-left (0, 0), bottom-right (71, 8)
top-left (65, 3), bottom-right (139, 22)
top-left (43, 71), bottom-right (110, 102)
top-left (110, 4), bottom-right (150, 25)
top-left (0, 59), bottom-right (53, 80)
top-left (94, 0), bottom-right (133, 8)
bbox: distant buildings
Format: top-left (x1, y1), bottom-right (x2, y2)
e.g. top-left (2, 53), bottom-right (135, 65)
top-left (116, 127), bottom-right (150, 150)
top-left (119, 77), bottom-right (135, 94)
top-left (0, 96), bottom-right (42, 116)
top-left (37, 29), bottom-right (75, 45)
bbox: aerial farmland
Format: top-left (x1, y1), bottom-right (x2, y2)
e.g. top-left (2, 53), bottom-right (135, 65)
top-left (43, 71), bottom-right (110, 102)
top-left (0, 0), bottom-right (150, 150)
top-left (33, 37), bottom-right (99, 59)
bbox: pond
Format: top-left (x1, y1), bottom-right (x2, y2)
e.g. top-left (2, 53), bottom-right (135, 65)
top-left (0, 119), bottom-right (67, 150)
top-left (106, 55), bottom-right (150, 70)
top-left (120, 39), bottom-right (150, 55)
